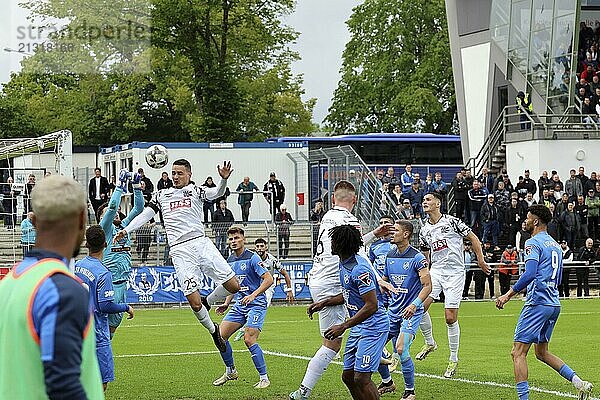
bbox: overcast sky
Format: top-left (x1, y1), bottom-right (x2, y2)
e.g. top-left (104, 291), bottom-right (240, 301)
top-left (0, 0), bottom-right (362, 124)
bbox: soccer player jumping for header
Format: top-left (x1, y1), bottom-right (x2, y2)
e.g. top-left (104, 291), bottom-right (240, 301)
top-left (114, 159), bottom-right (240, 352)
top-left (496, 204), bottom-right (593, 400)
top-left (416, 192), bottom-right (490, 378)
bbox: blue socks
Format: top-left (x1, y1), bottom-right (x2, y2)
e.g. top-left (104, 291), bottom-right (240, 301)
top-left (401, 357), bottom-right (415, 390)
top-left (249, 343), bottom-right (267, 375)
top-left (378, 362), bottom-right (391, 382)
top-left (220, 340), bottom-right (235, 368)
top-left (559, 364), bottom-right (576, 382)
top-left (516, 381), bottom-right (529, 400)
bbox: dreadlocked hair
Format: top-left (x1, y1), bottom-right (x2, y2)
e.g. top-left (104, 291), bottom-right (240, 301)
top-left (329, 224), bottom-right (363, 258)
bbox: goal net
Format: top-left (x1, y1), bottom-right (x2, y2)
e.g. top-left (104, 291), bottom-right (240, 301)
top-left (0, 130), bottom-right (73, 270)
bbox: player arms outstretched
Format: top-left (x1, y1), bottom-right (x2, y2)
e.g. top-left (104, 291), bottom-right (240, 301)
top-left (113, 159), bottom-right (240, 352)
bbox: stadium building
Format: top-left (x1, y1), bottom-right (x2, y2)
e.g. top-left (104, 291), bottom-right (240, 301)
top-left (446, 0), bottom-right (600, 180)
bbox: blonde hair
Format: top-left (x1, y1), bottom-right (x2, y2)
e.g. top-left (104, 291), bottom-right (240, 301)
top-left (31, 175), bottom-right (86, 222)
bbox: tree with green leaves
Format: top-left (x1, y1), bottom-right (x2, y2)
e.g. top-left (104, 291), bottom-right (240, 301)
top-left (326, 0), bottom-right (456, 134)
top-left (0, 0), bottom-right (315, 144)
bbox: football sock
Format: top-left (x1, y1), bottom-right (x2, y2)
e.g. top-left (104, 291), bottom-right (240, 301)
top-left (193, 307), bottom-right (215, 334)
top-left (447, 321), bottom-right (460, 362)
top-left (220, 341), bottom-right (235, 368)
top-left (207, 284), bottom-right (234, 305)
top-left (260, 374), bottom-right (269, 381)
top-left (300, 346), bottom-right (337, 397)
top-left (401, 357), bottom-right (415, 391)
top-left (516, 381), bottom-right (529, 400)
top-left (249, 343), bottom-right (267, 375)
top-left (420, 311), bottom-right (435, 346)
top-left (558, 364), bottom-right (576, 382)
top-left (378, 362), bottom-right (391, 382)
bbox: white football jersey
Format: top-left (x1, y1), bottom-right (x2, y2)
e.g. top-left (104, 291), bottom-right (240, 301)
top-left (260, 252), bottom-right (282, 275)
top-left (309, 206), bottom-right (365, 297)
top-left (148, 182), bottom-right (224, 246)
top-left (419, 214), bottom-right (471, 274)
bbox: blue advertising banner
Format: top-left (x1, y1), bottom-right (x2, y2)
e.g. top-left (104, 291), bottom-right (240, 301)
top-left (126, 262), bottom-right (313, 303)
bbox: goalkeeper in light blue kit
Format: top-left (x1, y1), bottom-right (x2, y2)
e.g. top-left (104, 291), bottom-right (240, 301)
top-left (496, 204), bottom-right (593, 400)
top-left (97, 169), bottom-right (145, 337)
top-left (378, 220), bottom-right (431, 400)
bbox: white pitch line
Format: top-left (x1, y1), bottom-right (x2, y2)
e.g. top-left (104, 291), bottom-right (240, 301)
top-left (113, 348), bottom-right (598, 399)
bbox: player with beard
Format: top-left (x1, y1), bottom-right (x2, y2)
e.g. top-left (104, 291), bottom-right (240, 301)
top-left (114, 159), bottom-right (240, 352)
top-left (96, 169), bottom-right (144, 337)
top-left (0, 176), bottom-right (104, 399)
top-left (496, 205), bottom-right (593, 400)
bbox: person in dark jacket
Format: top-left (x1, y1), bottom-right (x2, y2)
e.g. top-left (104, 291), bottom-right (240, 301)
top-left (451, 172), bottom-right (469, 221)
top-left (577, 238), bottom-right (595, 297)
top-left (558, 240), bottom-right (574, 298)
top-left (156, 171), bottom-right (173, 191)
top-left (236, 177), bottom-right (259, 223)
top-left (468, 179), bottom-right (488, 234)
top-left (522, 169), bottom-right (537, 197)
top-left (575, 195), bottom-right (589, 242)
top-left (1, 177), bottom-right (18, 229)
top-left (478, 167), bottom-right (495, 194)
top-left (264, 172), bottom-right (285, 215)
top-left (560, 202), bottom-right (579, 250)
top-left (481, 194), bottom-right (501, 246)
top-left (310, 200), bottom-right (325, 254)
top-left (275, 205), bottom-right (293, 259)
top-left (538, 170), bottom-right (553, 196)
top-left (212, 200), bottom-right (235, 257)
top-left (88, 168), bottom-right (110, 215)
top-left (547, 203), bottom-right (561, 241)
top-left (507, 198), bottom-right (525, 246)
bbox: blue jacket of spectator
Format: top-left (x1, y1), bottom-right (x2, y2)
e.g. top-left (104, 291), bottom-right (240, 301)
top-left (21, 218), bottom-right (36, 244)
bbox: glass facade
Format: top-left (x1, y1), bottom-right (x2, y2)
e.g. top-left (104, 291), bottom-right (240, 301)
top-left (491, 0), bottom-right (578, 114)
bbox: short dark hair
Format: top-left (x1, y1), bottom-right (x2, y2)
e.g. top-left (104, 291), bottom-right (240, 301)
top-left (173, 159), bottom-right (192, 171)
top-left (95, 201), bottom-right (109, 222)
top-left (94, 167), bottom-right (101, 173)
top-left (528, 204), bottom-right (552, 225)
top-left (227, 226), bottom-right (245, 236)
top-left (379, 214), bottom-right (394, 222)
top-left (254, 238), bottom-right (267, 245)
top-left (329, 225), bottom-right (363, 257)
top-left (395, 219), bottom-right (414, 236)
top-left (86, 225), bottom-right (106, 253)
top-left (429, 192), bottom-right (444, 203)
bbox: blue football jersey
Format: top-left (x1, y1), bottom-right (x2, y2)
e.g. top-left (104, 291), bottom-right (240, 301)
top-left (368, 239), bottom-right (393, 277)
top-left (74, 256), bottom-right (115, 347)
top-left (228, 249), bottom-right (270, 308)
top-left (383, 245), bottom-right (428, 323)
top-left (340, 254), bottom-right (389, 332)
top-left (523, 231), bottom-right (562, 307)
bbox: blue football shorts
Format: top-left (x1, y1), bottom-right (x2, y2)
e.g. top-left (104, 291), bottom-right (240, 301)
top-left (514, 305), bottom-right (560, 344)
top-left (343, 327), bottom-right (389, 373)
top-left (107, 282), bottom-right (127, 328)
top-left (97, 344), bottom-right (115, 384)
top-left (223, 304), bottom-right (267, 330)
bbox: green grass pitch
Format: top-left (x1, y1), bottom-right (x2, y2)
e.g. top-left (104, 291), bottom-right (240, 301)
top-left (107, 299), bottom-right (600, 399)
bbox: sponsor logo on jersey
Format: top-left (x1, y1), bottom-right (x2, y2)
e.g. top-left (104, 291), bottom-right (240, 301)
top-left (390, 274), bottom-right (406, 287)
top-left (237, 275), bottom-right (249, 291)
top-left (357, 272), bottom-right (372, 286)
top-left (441, 226), bottom-right (450, 234)
top-left (183, 189), bottom-right (193, 197)
top-left (169, 198), bottom-right (192, 211)
top-left (104, 290), bottom-right (114, 298)
top-left (524, 245), bottom-right (533, 256)
top-left (240, 262), bottom-right (247, 271)
top-left (403, 261), bottom-right (410, 270)
top-left (431, 239), bottom-right (449, 252)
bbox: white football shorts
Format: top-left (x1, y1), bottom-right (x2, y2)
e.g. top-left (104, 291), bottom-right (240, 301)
top-left (429, 269), bottom-right (466, 309)
top-left (169, 236), bottom-right (235, 296)
top-left (310, 285), bottom-right (348, 337)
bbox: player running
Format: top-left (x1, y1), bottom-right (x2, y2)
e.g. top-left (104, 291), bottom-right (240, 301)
top-left (233, 237), bottom-right (294, 341)
top-left (325, 224), bottom-right (390, 400)
top-left (96, 169), bottom-right (144, 337)
top-left (74, 225), bottom-right (135, 391)
top-left (114, 159), bottom-right (240, 352)
top-left (415, 192), bottom-right (490, 378)
top-left (213, 227), bottom-right (274, 389)
top-left (496, 204), bottom-right (593, 400)
top-left (378, 220), bottom-right (431, 399)
top-left (289, 180), bottom-right (393, 400)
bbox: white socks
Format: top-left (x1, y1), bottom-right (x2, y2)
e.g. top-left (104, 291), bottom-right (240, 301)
top-left (447, 321), bottom-right (460, 363)
top-left (572, 375), bottom-right (584, 390)
top-left (300, 346), bottom-right (338, 397)
top-left (420, 311), bottom-right (436, 346)
top-left (193, 307), bottom-right (215, 334)
top-left (207, 284), bottom-right (234, 305)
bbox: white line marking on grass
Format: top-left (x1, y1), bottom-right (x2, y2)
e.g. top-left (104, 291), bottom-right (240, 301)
top-left (260, 350), bottom-right (598, 400)
top-left (121, 320), bottom-right (310, 328)
top-left (113, 349), bottom-right (598, 399)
